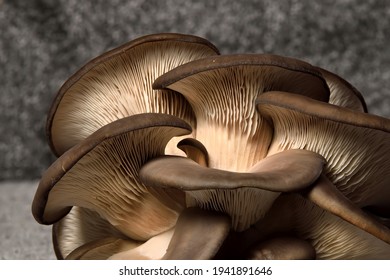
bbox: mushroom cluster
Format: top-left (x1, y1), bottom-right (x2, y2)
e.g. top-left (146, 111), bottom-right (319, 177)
top-left (32, 33), bottom-right (390, 260)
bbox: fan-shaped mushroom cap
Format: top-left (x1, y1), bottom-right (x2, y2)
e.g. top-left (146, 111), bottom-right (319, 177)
top-left (52, 207), bottom-right (129, 259)
top-left (250, 194), bottom-right (390, 259)
top-left (318, 67), bottom-right (367, 112)
top-left (32, 113), bottom-right (192, 241)
top-left (162, 207), bottom-right (231, 260)
top-left (140, 149), bottom-right (325, 231)
top-left (66, 237), bottom-right (141, 260)
top-left (302, 174), bottom-right (390, 243)
top-left (64, 207), bottom-right (230, 260)
top-left (257, 91), bottom-right (390, 213)
top-left (152, 54), bottom-right (330, 231)
top-left (47, 33), bottom-right (219, 156)
top-left (153, 54), bottom-right (330, 172)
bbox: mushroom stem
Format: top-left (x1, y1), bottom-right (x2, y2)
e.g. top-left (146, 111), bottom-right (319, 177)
top-left (162, 207), bottom-right (231, 260)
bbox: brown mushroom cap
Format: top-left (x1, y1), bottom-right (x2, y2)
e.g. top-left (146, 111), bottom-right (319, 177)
top-left (302, 174), bottom-right (390, 243)
top-left (150, 54), bottom-right (330, 231)
top-left (162, 207), bottom-right (231, 260)
top-left (257, 91), bottom-right (390, 213)
top-left (249, 194), bottom-right (390, 259)
top-left (47, 33), bottom-right (219, 156)
top-left (32, 113), bottom-right (192, 241)
top-left (66, 237), bottom-right (141, 260)
top-left (52, 206), bottom-right (129, 259)
top-left (153, 54), bottom-right (330, 103)
top-left (153, 54), bottom-right (330, 172)
top-left (318, 67), bottom-right (368, 112)
top-left (108, 229), bottom-right (174, 260)
top-left (177, 138), bottom-right (209, 166)
top-left (140, 149), bottom-right (325, 231)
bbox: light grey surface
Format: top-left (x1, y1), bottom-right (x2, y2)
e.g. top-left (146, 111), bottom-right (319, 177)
top-left (0, 181), bottom-right (55, 259)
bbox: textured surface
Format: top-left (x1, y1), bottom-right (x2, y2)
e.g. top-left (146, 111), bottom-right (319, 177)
top-left (0, 181), bottom-right (55, 259)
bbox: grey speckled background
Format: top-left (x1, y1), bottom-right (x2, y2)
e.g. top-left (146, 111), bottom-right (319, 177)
top-left (0, 0), bottom-right (389, 259)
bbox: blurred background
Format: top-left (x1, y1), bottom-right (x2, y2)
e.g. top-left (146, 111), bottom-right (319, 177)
top-left (0, 0), bottom-right (389, 259)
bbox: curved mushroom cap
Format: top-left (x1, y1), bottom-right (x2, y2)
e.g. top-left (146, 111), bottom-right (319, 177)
top-left (247, 236), bottom-right (316, 260)
top-left (251, 194), bottom-right (390, 259)
top-left (52, 207), bottom-right (130, 259)
top-left (140, 149), bottom-right (325, 231)
top-left (162, 207), bottom-right (231, 260)
top-left (32, 113), bottom-right (192, 241)
top-left (47, 33), bottom-right (219, 156)
top-left (67, 231), bottom-right (173, 260)
top-left (63, 207), bottom-right (230, 260)
top-left (53, 205), bottom-right (169, 260)
top-left (153, 54), bottom-right (330, 172)
top-left (318, 67), bottom-right (367, 112)
top-left (257, 91), bottom-right (390, 212)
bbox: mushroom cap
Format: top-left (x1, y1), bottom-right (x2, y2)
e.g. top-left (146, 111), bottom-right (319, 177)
top-left (318, 67), bottom-right (368, 112)
top-left (177, 138), bottom-right (209, 167)
top-left (52, 206), bottom-right (129, 259)
top-left (302, 174), bottom-right (390, 244)
top-left (32, 113), bottom-right (192, 240)
top-left (47, 33), bottom-right (219, 156)
top-left (153, 54), bottom-right (330, 103)
top-left (153, 53), bottom-right (330, 172)
top-left (140, 149), bottom-right (325, 231)
top-left (257, 91), bottom-right (390, 212)
top-left (251, 194), bottom-right (390, 259)
top-left (66, 237), bottom-right (141, 260)
top-left (162, 207), bottom-right (231, 260)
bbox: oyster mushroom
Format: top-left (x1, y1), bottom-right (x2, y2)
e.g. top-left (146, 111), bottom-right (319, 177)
top-left (257, 91), bottom-right (390, 217)
top-left (243, 193), bottom-right (390, 259)
top-left (32, 32), bottom-right (390, 260)
top-left (318, 67), bottom-right (368, 112)
top-left (151, 54), bottom-right (330, 231)
top-left (47, 33), bottom-right (219, 156)
top-left (52, 207), bottom-right (130, 259)
top-left (54, 207), bottom-right (230, 260)
top-left (32, 113), bottom-right (192, 241)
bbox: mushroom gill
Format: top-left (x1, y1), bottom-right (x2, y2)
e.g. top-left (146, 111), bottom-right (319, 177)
top-left (257, 91), bottom-right (390, 213)
top-left (318, 67), bottom-right (368, 112)
top-left (32, 33), bottom-right (390, 260)
top-left (47, 33), bottom-right (219, 156)
top-left (151, 54), bottom-right (330, 231)
top-left (248, 194), bottom-right (390, 259)
top-left (32, 113), bottom-right (192, 241)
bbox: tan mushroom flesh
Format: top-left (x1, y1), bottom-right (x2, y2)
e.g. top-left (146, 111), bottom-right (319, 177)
top-left (250, 194), bottom-right (390, 259)
top-left (52, 206), bottom-right (129, 259)
top-left (152, 54), bottom-right (330, 231)
top-left (140, 149), bottom-right (325, 231)
top-left (47, 33), bottom-right (219, 156)
top-left (257, 91), bottom-right (390, 214)
top-left (32, 113), bottom-right (192, 241)
top-left (318, 67), bottom-right (367, 112)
